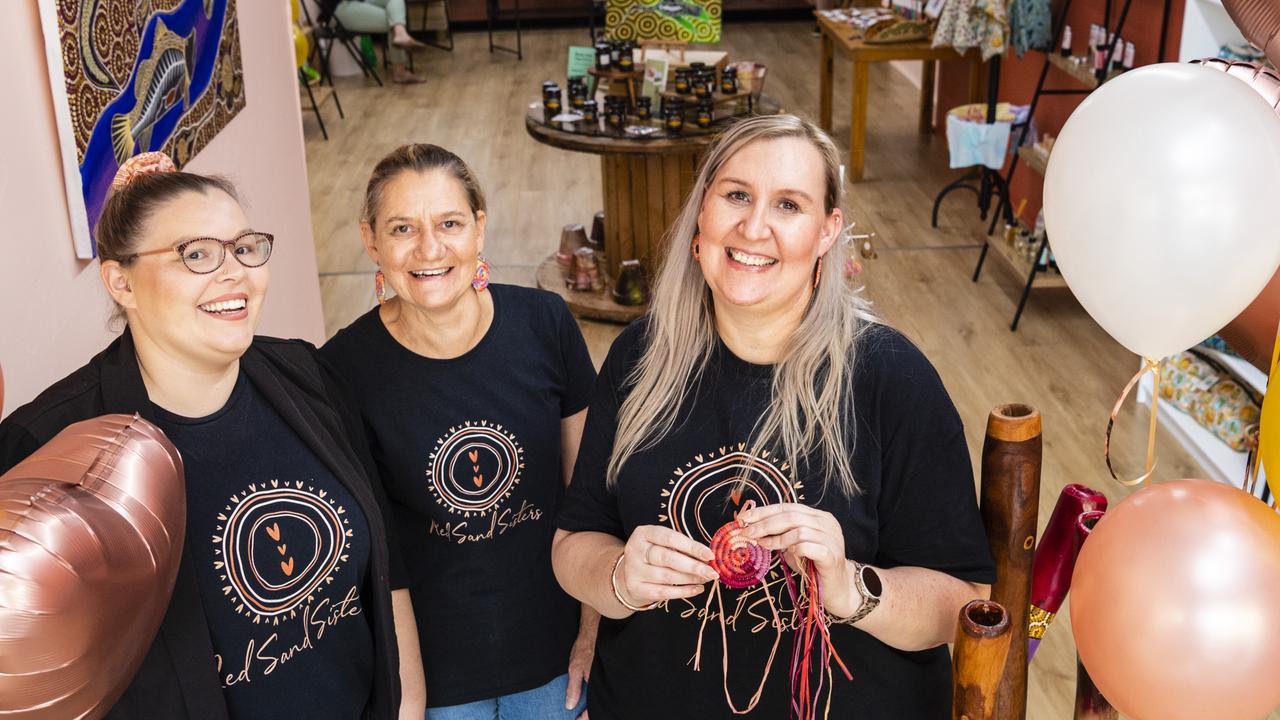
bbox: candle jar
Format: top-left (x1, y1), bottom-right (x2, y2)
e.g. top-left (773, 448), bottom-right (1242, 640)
top-left (720, 67), bottom-right (738, 95)
top-left (693, 72), bottom-right (711, 99)
top-left (543, 87), bottom-right (562, 115)
top-left (595, 42), bottom-right (611, 70)
top-left (582, 99), bottom-right (598, 124)
top-left (618, 48), bottom-right (635, 72)
top-left (605, 98), bottom-right (625, 127)
top-left (696, 101), bottom-right (713, 128)
top-left (665, 107), bottom-right (684, 132)
top-left (674, 69), bottom-right (691, 95)
top-left (635, 96), bottom-right (652, 120)
top-left (610, 41), bottom-right (621, 65)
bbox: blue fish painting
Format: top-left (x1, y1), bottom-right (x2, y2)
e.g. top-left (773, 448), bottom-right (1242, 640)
top-left (39, 0), bottom-right (245, 258)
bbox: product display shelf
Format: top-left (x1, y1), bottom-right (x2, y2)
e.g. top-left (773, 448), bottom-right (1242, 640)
top-left (1045, 53), bottom-right (1121, 89)
top-left (1136, 349), bottom-right (1270, 499)
top-left (1016, 145), bottom-right (1049, 176)
top-left (984, 235), bottom-right (1068, 289)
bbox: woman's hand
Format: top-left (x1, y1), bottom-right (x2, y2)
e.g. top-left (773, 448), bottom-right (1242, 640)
top-left (738, 503), bottom-right (859, 617)
top-left (616, 525), bottom-right (719, 609)
top-left (566, 627), bottom-right (594, 719)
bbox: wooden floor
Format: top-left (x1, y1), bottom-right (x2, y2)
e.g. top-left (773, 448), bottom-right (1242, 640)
top-left (304, 23), bottom-right (1273, 719)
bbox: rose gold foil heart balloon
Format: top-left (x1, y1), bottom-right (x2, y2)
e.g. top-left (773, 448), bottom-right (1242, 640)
top-left (1218, 0), bottom-right (1280, 69)
top-left (1190, 58), bottom-right (1280, 373)
top-left (0, 414), bottom-right (185, 719)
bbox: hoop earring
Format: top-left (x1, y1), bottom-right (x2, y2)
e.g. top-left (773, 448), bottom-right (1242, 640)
top-left (472, 255), bottom-right (491, 292)
top-left (691, 235), bottom-right (700, 261)
top-left (375, 270), bottom-right (387, 305)
top-left (813, 256), bottom-right (823, 290)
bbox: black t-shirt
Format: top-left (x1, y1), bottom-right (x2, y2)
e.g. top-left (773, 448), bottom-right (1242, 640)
top-left (321, 283), bottom-right (598, 707)
top-left (556, 321), bottom-right (996, 719)
top-left (152, 374), bottom-right (375, 720)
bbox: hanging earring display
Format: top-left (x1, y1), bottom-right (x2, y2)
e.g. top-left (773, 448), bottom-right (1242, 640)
top-left (472, 256), bottom-right (491, 291)
top-left (375, 270), bottom-right (387, 305)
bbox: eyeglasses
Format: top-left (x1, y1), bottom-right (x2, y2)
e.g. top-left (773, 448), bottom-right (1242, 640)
top-left (128, 231), bottom-right (275, 274)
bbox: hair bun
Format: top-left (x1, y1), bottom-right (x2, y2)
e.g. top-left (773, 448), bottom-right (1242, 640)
top-left (111, 152), bottom-right (177, 191)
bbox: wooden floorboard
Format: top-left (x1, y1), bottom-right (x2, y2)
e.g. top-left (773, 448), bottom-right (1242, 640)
top-left (305, 23), bottom-right (1276, 719)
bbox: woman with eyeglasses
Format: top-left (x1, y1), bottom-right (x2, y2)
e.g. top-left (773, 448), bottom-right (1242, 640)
top-left (0, 153), bottom-right (425, 720)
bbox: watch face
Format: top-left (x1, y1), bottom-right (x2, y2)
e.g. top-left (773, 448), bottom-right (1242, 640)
top-left (861, 565), bottom-right (883, 598)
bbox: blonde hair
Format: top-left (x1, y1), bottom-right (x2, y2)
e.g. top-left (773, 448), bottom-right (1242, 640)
top-left (606, 114), bottom-right (877, 497)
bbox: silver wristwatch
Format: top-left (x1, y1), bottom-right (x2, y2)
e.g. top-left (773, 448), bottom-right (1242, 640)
top-left (827, 561), bottom-right (882, 626)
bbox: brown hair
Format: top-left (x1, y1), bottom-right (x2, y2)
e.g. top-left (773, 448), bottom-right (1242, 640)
top-left (360, 144), bottom-right (486, 229)
top-left (96, 171), bottom-right (240, 262)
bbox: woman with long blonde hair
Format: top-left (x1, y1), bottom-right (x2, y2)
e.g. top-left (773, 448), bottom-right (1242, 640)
top-left (552, 115), bottom-right (994, 718)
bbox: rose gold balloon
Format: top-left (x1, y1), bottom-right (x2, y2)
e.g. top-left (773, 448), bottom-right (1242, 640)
top-left (1219, 0), bottom-right (1280, 68)
top-left (1189, 59), bottom-right (1280, 373)
top-left (0, 414), bottom-right (185, 719)
top-left (1071, 479), bottom-right (1280, 720)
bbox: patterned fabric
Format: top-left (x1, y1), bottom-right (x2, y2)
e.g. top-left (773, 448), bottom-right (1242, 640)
top-left (933, 0), bottom-right (1009, 60)
top-left (1160, 351), bottom-right (1261, 452)
top-left (1009, 0), bottom-right (1051, 56)
top-left (1200, 335), bottom-right (1241, 357)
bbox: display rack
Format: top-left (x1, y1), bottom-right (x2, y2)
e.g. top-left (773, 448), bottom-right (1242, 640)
top-left (970, 0), bottom-right (1173, 330)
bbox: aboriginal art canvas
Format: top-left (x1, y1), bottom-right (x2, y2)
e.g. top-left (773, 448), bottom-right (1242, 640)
top-left (605, 0), bottom-right (722, 43)
top-left (38, 0), bottom-right (247, 258)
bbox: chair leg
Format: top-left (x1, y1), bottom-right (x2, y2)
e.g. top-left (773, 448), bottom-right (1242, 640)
top-left (301, 71), bottom-right (329, 141)
top-left (344, 35), bottom-right (383, 86)
top-left (332, 86), bottom-right (346, 119)
top-left (514, 0), bottom-right (522, 60)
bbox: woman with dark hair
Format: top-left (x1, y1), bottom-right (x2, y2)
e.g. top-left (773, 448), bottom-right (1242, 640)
top-left (552, 115), bottom-right (995, 718)
top-left (0, 153), bottom-right (424, 720)
top-left (322, 144), bottom-right (598, 719)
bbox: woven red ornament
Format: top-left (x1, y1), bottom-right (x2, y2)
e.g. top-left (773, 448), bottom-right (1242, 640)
top-left (709, 513), bottom-right (771, 589)
top-left (692, 498), bottom-right (853, 719)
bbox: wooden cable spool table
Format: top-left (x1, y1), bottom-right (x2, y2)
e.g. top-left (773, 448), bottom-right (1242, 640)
top-left (524, 95), bottom-right (781, 322)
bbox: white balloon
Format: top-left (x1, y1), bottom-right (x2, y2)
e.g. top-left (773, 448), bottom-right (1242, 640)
top-left (1043, 63), bottom-right (1280, 360)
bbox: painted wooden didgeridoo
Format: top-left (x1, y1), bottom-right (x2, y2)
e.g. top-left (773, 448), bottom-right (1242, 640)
top-left (979, 404), bottom-right (1042, 720)
top-left (1073, 510), bottom-right (1118, 720)
top-left (952, 599), bottom-right (1013, 720)
top-left (1027, 484), bottom-right (1108, 663)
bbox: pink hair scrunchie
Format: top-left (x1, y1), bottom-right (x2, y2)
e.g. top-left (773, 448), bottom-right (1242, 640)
top-left (111, 152), bottom-right (177, 191)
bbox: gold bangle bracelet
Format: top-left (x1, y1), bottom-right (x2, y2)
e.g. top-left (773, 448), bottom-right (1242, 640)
top-left (611, 552), bottom-right (658, 612)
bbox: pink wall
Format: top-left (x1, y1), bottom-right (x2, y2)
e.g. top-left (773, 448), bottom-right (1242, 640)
top-left (0, 0), bottom-right (325, 417)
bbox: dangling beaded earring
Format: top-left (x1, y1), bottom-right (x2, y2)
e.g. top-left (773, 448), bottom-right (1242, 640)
top-left (472, 255), bottom-right (491, 292)
top-left (375, 270), bottom-right (387, 305)
top-left (813, 256), bottom-right (824, 290)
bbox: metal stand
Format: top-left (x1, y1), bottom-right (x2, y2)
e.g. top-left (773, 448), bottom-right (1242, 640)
top-left (965, 0), bottom-right (1169, 330)
top-left (487, 0), bottom-right (524, 60)
top-left (300, 69), bottom-right (345, 141)
top-left (931, 55), bottom-right (1014, 233)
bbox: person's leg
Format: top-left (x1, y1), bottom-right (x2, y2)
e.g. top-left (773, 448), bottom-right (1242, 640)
top-left (496, 675), bottom-right (586, 720)
top-left (332, 0), bottom-right (410, 65)
top-left (366, 0), bottom-right (422, 49)
top-left (426, 697), bottom-right (500, 720)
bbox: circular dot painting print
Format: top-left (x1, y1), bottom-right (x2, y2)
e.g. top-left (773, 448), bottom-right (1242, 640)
top-left (427, 421), bottom-right (525, 517)
top-left (214, 479), bottom-right (354, 624)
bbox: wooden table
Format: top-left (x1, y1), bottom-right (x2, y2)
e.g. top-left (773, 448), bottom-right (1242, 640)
top-left (524, 97), bottom-right (779, 321)
top-left (816, 11), bottom-right (982, 182)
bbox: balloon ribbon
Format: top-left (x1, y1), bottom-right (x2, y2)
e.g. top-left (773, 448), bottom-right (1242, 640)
top-left (1104, 357), bottom-right (1161, 486)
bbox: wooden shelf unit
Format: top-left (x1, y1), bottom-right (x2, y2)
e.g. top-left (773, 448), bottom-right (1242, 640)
top-left (985, 236), bottom-right (1068, 289)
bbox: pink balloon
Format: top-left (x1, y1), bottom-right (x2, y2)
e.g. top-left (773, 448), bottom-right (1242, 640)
top-left (1220, 0), bottom-right (1280, 69)
top-left (0, 414), bottom-right (185, 719)
top-left (1071, 479), bottom-right (1280, 720)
